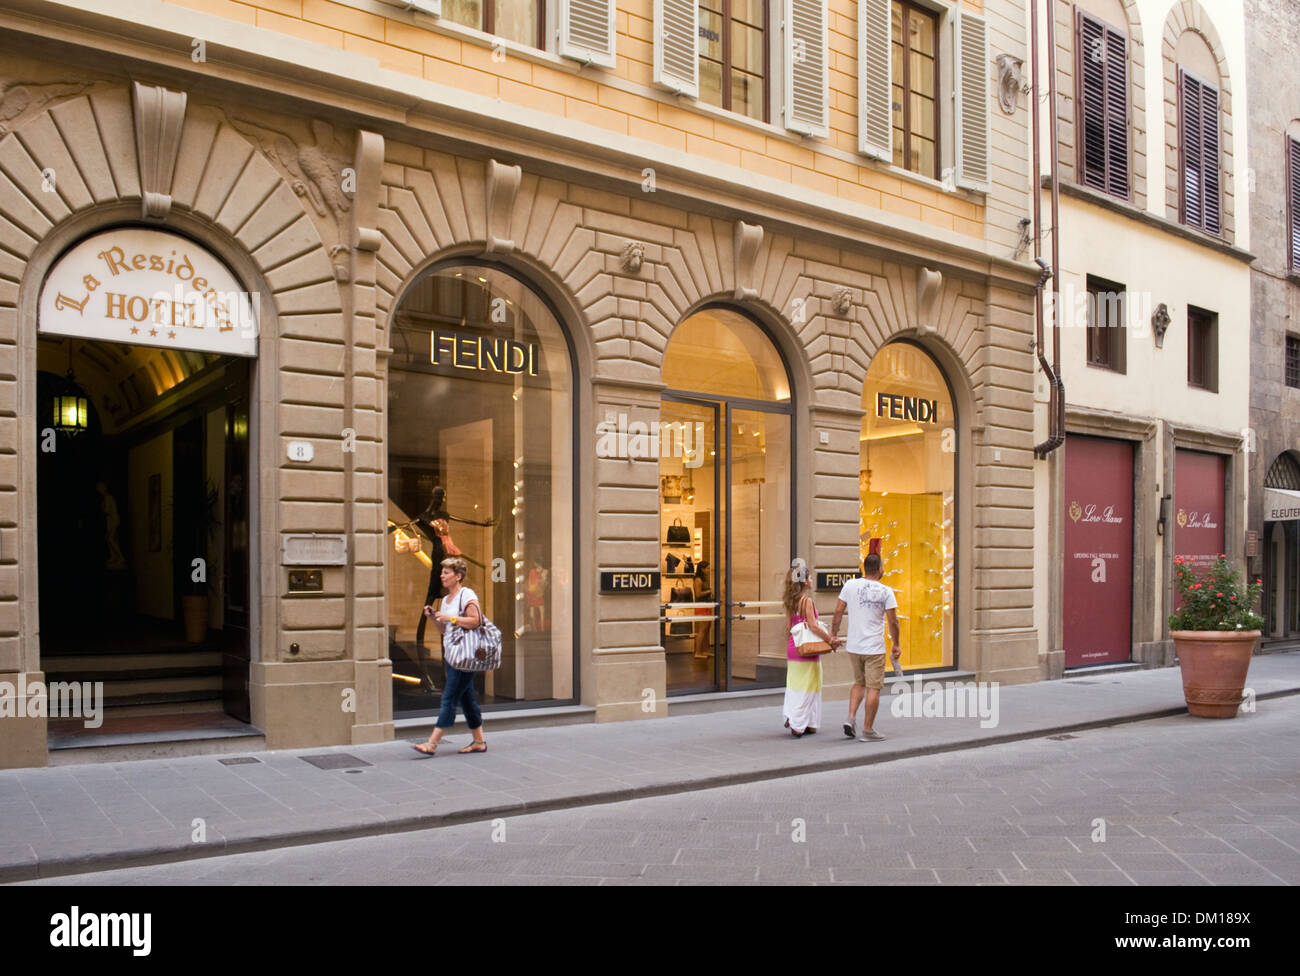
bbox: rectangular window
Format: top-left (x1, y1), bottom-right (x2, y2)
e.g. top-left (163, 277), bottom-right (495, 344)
top-left (1287, 334), bottom-right (1300, 389)
top-left (698, 0), bottom-right (769, 123)
top-left (1075, 9), bottom-right (1129, 199)
top-left (1086, 275), bottom-right (1126, 373)
top-left (1187, 306), bottom-right (1218, 392)
top-left (1179, 67), bottom-right (1222, 235)
top-left (443, 0), bottom-right (545, 49)
top-left (890, 0), bottom-right (939, 179)
top-left (1288, 136), bottom-right (1300, 273)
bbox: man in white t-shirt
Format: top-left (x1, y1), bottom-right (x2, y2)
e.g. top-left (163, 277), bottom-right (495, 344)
top-left (830, 554), bottom-right (900, 741)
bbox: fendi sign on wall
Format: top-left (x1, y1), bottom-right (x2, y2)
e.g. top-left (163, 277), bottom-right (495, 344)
top-left (39, 228), bottom-right (258, 356)
top-left (431, 330), bottom-right (539, 375)
top-left (875, 393), bottom-right (940, 423)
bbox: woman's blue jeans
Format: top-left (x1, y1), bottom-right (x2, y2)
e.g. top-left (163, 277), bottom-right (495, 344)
top-left (436, 665), bottom-right (482, 731)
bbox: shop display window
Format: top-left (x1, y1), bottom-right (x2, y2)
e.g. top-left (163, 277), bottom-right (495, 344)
top-left (385, 264), bottom-right (573, 713)
top-left (860, 342), bottom-right (955, 670)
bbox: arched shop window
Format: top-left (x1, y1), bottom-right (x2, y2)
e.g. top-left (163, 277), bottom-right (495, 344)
top-left (659, 307), bottom-right (793, 694)
top-left (385, 264), bottom-right (574, 713)
top-left (860, 342), bottom-right (955, 671)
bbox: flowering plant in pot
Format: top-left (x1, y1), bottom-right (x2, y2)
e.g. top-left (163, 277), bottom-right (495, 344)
top-left (1168, 555), bottom-right (1262, 719)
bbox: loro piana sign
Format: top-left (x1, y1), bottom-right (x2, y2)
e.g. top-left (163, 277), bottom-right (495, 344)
top-left (38, 228), bottom-right (258, 357)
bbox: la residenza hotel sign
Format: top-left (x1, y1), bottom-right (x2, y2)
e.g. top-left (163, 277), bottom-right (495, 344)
top-left (38, 228), bottom-right (258, 357)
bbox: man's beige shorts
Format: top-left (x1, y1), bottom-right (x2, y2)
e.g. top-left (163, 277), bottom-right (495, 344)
top-left (849, 652), bottom-right (886, 690)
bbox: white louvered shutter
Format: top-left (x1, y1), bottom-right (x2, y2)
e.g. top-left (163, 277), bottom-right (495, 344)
top-left (784, 0), bottom-right (829, 137)
top-left (952, 9), bottom-right (990, 191)
top-left (858, 0), bottom-right (891, 159)
top-left (558, 0), bottom-right (617, 69)
top-left (654, 0), bottom-right (698, 96)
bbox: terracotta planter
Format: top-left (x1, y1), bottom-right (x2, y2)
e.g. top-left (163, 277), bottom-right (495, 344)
top-left (1170, 630), bottom-right (1259, 719)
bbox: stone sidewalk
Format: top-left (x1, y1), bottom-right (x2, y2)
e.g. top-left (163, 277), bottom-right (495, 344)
top-left (2, 654), bottom-right (1298, 882)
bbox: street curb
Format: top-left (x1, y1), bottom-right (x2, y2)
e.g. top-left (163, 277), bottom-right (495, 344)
top-left (6, 687), bottom-right (1298, 883)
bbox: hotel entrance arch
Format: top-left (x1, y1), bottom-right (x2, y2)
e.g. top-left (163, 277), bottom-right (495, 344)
top-left (660, 307), bottom-right (794, 694)
top-left (34, 226), bottom-right (258, 739)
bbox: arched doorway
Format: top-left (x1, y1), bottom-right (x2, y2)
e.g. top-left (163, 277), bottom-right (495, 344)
top-left (660, 307), bottom-right (793, 693)
top-left (385, 262), bottom-right (575, 715)
top-left (1263, 452), bottom-right (1300, 638)
top-left (35, 227), bottom-right (257, 739)
top-left (859, 341), bottom-right (956, 671)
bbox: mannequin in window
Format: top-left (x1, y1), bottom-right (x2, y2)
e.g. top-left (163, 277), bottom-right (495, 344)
top-left (411, 485), bottom-right (495, 649)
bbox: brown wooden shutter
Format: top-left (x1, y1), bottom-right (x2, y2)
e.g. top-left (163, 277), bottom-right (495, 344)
top-left (1179, 68), bottom-right (1221, 234)
top-left (1103, 28), bottom-right (1129, 198)
top-left (1289, 136), bottom-right (1300, 272)
top-left (1076, 10), bottom-right (1128, 200)
top-left (1180, 68), bottom-right (1203, 228)
top-left (1199, 82), bottom-right (1220, 234)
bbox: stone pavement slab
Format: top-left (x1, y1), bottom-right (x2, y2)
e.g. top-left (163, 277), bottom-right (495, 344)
top-left (2, 652), bottom-right (1298, 882)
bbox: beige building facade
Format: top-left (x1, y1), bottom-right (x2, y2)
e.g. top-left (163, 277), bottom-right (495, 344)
top-left (1035, 0), bottom-right (1253, 676)
top-left (1, 0), bottom-right (1044, 768)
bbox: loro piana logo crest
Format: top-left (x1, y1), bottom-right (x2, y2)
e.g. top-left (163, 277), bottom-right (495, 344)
top-left (1069, 501), bottom-right (1082, 522)
top-left (1177, 509), bottom-right (1188, 528)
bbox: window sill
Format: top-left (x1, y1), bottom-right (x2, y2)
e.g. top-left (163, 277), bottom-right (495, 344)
top-left (1187, 384), bottom-right (1219, 394)
top-left (370, 0), bottom-right (573, 72)
top-left (1085, 361), bottom-right (1126, 375)
top-left (1044, 176), bottom-right (1255, 265)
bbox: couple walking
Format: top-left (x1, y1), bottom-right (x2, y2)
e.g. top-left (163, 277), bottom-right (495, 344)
top-left (783, 553), bottom-right (902, 741)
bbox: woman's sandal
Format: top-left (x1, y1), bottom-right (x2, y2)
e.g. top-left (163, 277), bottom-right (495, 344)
top-left (411, 741), bottom-right (438, 756)
top-left (459, 741), bottom-right (487, 754)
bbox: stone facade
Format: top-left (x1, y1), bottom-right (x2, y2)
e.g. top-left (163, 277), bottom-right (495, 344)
top-left (1244, 0), bottom-right (1300, 634)
top-left (0, 0), bottom-right (1043, 768)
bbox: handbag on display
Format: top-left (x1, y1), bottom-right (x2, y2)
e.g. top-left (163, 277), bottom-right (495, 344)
top-left (442, 590), bottom-right (503, 672)
top-left (665, 553), bottom-right (681, 574)
top-left (668, 584), bottom-right (693, 636)
top-left (665, 518), bottom-right (690, 544)
top-left (432, 518), bottom-right (463, 557)
top-left (660, 474), bottom-right (682, 504)
top-left (683, 556), bottom-right (694, 575)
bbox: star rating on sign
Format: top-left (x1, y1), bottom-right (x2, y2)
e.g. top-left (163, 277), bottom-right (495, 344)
top-left (148, 328), bottom-right (158, 337)
top-left (168, 330), bottom-right (176, 340)
top-left (129, 327), bottom-right (139, 335)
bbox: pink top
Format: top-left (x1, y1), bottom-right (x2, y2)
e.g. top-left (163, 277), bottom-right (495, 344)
top-left (787, 599), bottom-right (822, 661)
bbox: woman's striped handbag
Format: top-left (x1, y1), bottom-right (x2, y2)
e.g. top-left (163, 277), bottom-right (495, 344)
top-left (443, 590), bottom-right (503, 671)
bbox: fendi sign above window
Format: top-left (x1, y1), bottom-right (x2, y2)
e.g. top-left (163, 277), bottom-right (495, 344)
top-left (38, 228), bottom-right (258, 357)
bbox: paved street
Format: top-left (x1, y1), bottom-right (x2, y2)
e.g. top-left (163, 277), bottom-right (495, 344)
top-left (20, 696), bottom-right (1300, 886)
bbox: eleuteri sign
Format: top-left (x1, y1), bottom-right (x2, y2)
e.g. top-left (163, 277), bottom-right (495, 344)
top-left (39, 228), bottom-right (258, 356)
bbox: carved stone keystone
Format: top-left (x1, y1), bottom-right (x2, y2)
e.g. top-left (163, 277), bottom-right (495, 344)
top-left (131, 82), bottom-right (187, 220)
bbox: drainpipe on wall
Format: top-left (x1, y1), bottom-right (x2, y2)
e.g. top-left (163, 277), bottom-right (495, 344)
top-left (1032, 0), bottom-right (1065, 459)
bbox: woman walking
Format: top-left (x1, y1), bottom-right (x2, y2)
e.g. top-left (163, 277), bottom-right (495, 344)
top-left (412, 556), bottom-right (488, 755)
top-left (783, 560), bottom-right (838, 737)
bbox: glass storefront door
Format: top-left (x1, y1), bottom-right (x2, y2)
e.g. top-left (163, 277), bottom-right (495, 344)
top-left (660, 307), bottom-right (794, 695)
top-left (660, 397), bottom-right (791, 693)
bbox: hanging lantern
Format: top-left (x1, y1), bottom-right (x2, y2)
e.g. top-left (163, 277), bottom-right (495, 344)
top-left (52, 387), bottom-right (88, 434)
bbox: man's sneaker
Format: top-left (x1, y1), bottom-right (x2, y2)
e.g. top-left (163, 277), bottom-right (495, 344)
top-left (843, 720), bottom-right (857, 739)
top-left (858, 729), bottom-right (886, 741)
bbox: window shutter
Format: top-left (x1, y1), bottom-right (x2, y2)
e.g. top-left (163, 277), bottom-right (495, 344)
top-left (784, 0), bottom-right (829, 137)
top-left (1289, 136), bottom-right (1300, 272)
top-left (858, 0), bottom-right (891, 159)
top-left (1180, 68), bottom-right (1220, 234)
top-left (1103, 26), bottom-right (1130, 198)
top-left (653, 0), bottom-right (698, 96)
top-left (557, 0), bottom-right (617, 69)
top-left (1180, 68), bottom-right (1203, 227)
top-left (1199, 82), bottom-right (1220, 234)
top-left (953, 9), bottom-right (990, 191)
top-left (1077, 11), bottom-right (1108, 191)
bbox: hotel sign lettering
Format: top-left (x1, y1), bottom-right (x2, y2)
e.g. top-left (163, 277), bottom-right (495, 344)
top-left (38, 228), bottom-right (258, 356)
top-left (875, 393), bottom-right (939, 424)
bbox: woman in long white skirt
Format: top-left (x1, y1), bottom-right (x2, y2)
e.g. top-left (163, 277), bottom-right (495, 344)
top-left (782, 561), bottom-right (838, 736)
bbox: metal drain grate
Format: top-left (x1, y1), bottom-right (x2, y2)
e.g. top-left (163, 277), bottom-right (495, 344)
top-left (299, 753), bottom-right (373, 770)
top-left (218, 756), bottom-right (262, 766)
